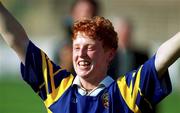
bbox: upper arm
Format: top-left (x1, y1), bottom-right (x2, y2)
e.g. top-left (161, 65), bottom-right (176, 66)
top-left (155, 32), bottom-right (180, 78)
top-left (9, 36), bottom-right (29, 65)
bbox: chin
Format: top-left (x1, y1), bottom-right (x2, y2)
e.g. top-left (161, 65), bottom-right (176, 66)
top-left (76, 70), bottom-right (91, 78)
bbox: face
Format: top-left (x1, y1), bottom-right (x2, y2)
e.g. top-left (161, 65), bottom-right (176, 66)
top-left (73, 32), bottom-right (114, 80)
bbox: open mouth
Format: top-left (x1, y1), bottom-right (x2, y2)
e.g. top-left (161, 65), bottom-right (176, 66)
top-left (78, 60), bottom-right (91, 68)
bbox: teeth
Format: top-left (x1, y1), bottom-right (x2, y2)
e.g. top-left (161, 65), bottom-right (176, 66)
top-left (84, 61), bottom-right (89, 65)
top-left (78, 61), bottom-right (90, 66)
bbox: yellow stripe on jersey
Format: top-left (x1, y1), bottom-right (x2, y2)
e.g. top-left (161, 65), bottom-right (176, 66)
top-left (41, 51), bottom-right (74, 112)
top-left (53, 68), bottom-right (63, 76)
top-left (48, 59), bottom-right (56, 95)
top-left (117, 65), bottom-right (143, 113)
top-left (44, 74), bottom-right (74, 112)
top-left (41, 51), bottom-right (49, 96)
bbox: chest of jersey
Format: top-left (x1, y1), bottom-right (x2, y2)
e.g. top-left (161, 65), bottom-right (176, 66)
top-left (48, 83), bottom-right (134, 113)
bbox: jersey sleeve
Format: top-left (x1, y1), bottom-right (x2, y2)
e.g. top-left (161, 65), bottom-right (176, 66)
top-left (117, 55), bottom-right (172, 112)
top-left (20, 41), bottom-right (74, 109)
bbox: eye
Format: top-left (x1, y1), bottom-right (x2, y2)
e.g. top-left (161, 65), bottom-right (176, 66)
top-left (73, 46), bottom-right (80, 51)
top-left (88, 46), bottom-right (95, 51)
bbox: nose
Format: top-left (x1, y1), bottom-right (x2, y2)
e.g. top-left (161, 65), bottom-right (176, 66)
top-left (79, 47), bottom-right (87, 57)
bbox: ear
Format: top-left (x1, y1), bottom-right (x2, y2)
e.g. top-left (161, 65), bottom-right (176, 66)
top-left (106, 48), bottom-right (116, 64)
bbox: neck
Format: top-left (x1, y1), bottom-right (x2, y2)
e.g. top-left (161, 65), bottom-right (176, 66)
top-left (79, 74), bottom-right (106, 90)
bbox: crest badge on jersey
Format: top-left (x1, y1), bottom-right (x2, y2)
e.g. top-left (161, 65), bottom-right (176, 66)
top-left (102, 92), bottom-right (109, 109)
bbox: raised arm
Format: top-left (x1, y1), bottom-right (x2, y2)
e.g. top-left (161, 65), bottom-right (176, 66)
top-left (155, 32), bottom-right (180, 78)
top-left (0, 2), bottom-right (29, 64)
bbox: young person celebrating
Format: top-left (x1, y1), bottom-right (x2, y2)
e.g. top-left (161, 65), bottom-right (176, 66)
top-left (0, 2), bottom-right (179, 113)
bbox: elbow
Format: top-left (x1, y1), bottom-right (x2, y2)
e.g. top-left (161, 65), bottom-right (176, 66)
top-left (4, 32), bottom-right (19, 49)
top-left (6, 32), bottom-right (29, 53)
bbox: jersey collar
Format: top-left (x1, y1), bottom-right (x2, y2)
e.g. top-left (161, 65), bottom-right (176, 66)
top-left (72, 75), bottom-right (114, 88)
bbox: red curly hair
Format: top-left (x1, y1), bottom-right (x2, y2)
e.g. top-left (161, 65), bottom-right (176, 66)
top-left (72, 16), bottom-right (118, 50)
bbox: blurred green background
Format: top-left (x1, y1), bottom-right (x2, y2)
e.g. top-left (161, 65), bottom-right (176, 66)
top-left (0, 76), bottom-right (47, 113)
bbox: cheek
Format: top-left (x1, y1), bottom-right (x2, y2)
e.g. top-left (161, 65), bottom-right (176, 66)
top-left (87, 51), bottom-right (97, 59)
top-left (89, 52), bottom-right (104, 64)
top-left (96, 52), bottom-right (109, 65)
top-left (72, 52), bottom-right (77, 61)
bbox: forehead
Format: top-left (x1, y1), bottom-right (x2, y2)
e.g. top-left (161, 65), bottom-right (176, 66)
top-left (73, 32), bottom-right (100, 46)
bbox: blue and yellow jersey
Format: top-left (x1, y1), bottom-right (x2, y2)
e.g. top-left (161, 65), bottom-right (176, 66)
top-left (21, 41), bottom-right (172, 113)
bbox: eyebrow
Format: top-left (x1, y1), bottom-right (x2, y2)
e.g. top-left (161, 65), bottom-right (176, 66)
top-left (73, 43), bottom-right (96, 46)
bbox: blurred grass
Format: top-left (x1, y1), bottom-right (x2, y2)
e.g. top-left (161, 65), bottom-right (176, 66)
top-left (0, 77), bottom-right (46, 113)
top-left (157, 90), bottom-right (180, 113)
top-left (0, 75), bottom-right (180, 113)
